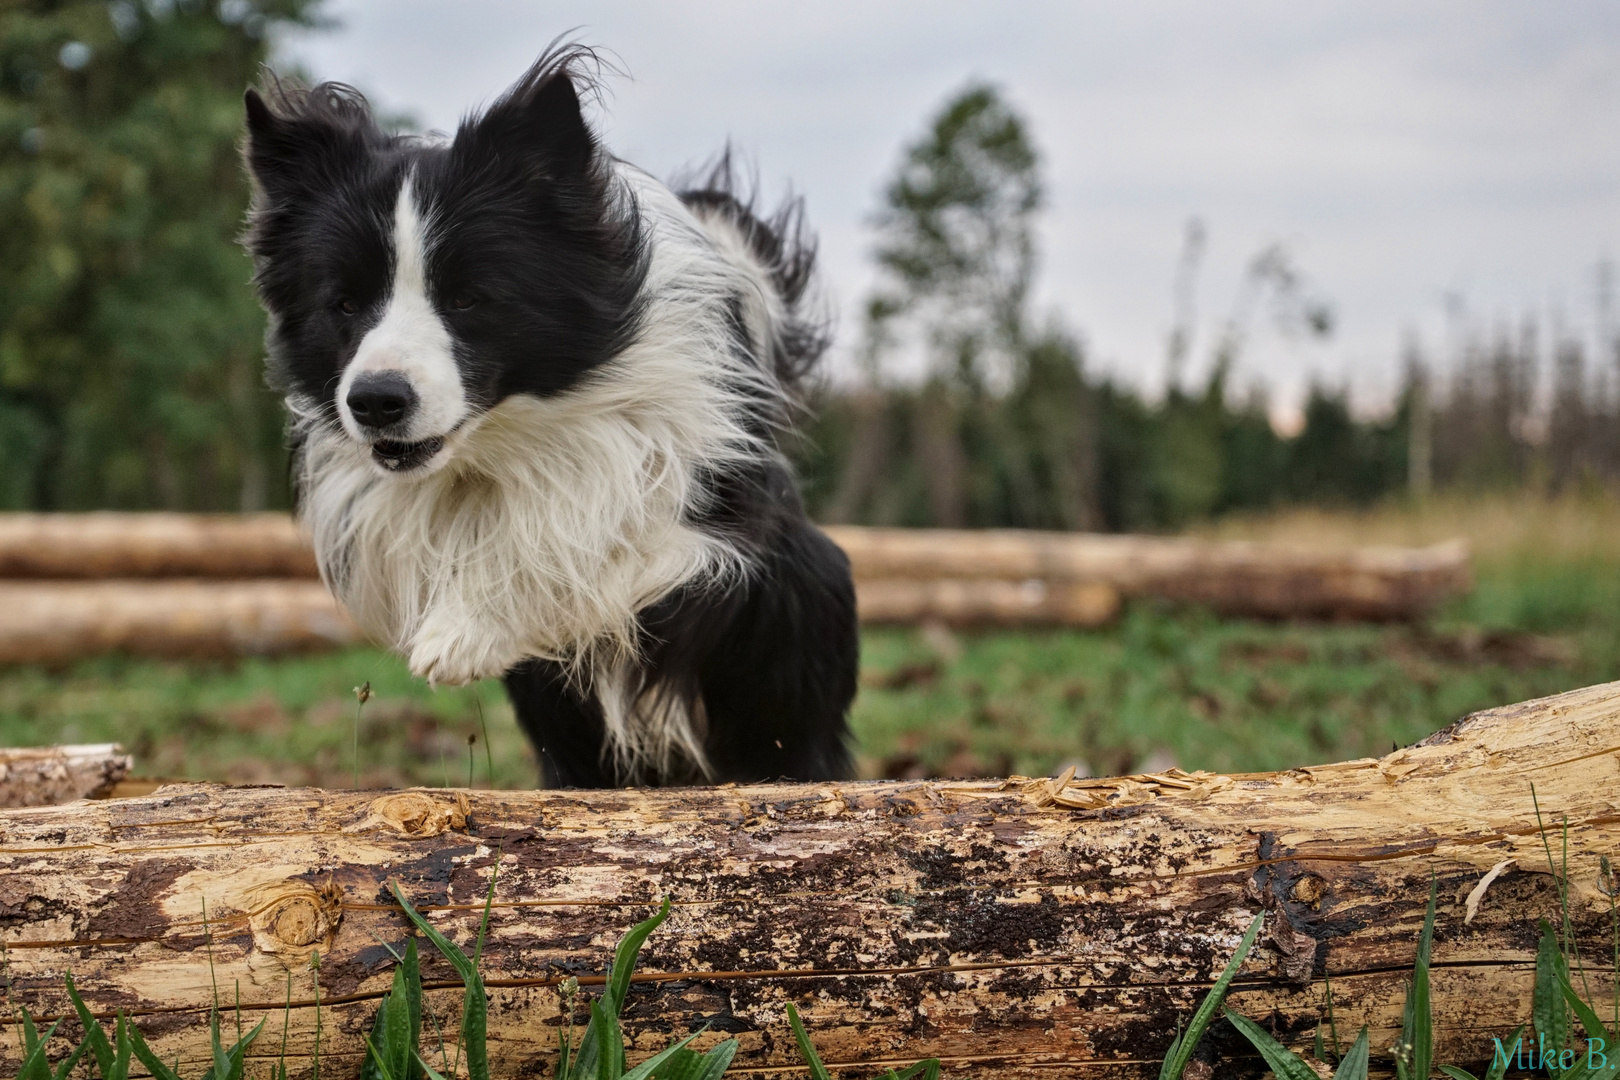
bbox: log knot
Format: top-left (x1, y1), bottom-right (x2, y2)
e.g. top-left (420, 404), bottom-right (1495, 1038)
top-left (246, 879), bottom-right (342, 955)
top-left (351, 791), bottom-right (471, 837)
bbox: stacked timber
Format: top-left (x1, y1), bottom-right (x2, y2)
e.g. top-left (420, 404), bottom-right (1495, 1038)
top-left (0, 514), bottom-right (1471, 662)
top-left (0, 681), bottom-right (1612, 1076)
top-left (0, 512), bottom-right (359, 663)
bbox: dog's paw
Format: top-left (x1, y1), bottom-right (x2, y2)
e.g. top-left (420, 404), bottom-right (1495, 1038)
top-left (407, 618), bottom-right (521, 686)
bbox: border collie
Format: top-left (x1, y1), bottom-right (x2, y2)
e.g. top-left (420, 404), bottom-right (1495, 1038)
top-left (241, 45), bottom-right (857, 787)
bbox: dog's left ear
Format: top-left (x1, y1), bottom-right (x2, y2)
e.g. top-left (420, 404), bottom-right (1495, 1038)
top-left (460, 62), bottom-right (596, 180)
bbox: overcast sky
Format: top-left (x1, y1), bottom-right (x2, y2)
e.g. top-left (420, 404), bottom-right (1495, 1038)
top-left (283, 2), bottom-right (1620, 423)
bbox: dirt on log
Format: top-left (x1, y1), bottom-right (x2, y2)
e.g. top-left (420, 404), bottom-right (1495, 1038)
top-left (2, 683), bottom-right (1616, 1077)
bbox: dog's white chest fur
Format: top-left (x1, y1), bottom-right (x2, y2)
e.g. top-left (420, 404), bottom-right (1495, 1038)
top-left (293, 170), bottom-right (783, 775)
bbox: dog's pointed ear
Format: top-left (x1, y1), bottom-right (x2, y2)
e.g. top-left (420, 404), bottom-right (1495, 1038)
top-left (459, 62), bottom-right (597, 180)
top-left (244, 83), bottom-right (375, 197)
top-left (243, 87), bottom-right (304, 194)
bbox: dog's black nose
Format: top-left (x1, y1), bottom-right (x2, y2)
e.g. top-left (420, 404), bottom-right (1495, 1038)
top-left (347, 372), bottom-right (417, 430)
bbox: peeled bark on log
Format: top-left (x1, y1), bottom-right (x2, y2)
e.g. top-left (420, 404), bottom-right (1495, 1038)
top-left (0, 744), bottom-right (130, 807)
top-left (826, 526), bottom-right (1472, 620)
top-left (856, 577), bottom-right (1120, 627)
top-left (0, 580), bottom-right (361, 664)
top-left (2, 682), bottom-right (1616, 1077)
top-left (0, 513), bottom-right (317, 578)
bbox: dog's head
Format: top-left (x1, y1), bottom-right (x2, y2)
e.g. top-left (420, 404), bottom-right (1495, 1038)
top-left (242, 47), bottom-right (644, 475)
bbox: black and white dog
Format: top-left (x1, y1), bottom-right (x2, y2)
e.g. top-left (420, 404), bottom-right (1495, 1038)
top-left (241, 46), bottom-right (857, 788)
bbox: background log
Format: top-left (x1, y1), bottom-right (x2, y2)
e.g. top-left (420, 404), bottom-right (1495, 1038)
top-left (0, 743), bottom-right (130, 807)
top-left (0, 577), bottom-right (1116, 663)
top-left (0, 515), bottom-right (1468, 622)
top-left (0, 513), bottom-right (317, 578)
top-left (0, 580), bottom-right (361, 664)
top-left (1, 682), bottom-right (1615, 1077)
top-left (855, 577), bottom-right (1120, 626)
top-left (825, 526), bottom-right (1472, 620)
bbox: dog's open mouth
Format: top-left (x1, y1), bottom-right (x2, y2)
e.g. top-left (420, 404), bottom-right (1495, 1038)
top-left (371, 437), bottom-right (445, 471)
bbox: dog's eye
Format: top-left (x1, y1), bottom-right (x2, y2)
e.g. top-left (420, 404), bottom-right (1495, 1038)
top-left (337, 297), bottom-right (358, 316)
top-left (451, 295), bottom-right (477, 311)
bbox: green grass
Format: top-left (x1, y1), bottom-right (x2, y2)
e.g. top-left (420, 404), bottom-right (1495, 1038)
top-left (2, 504), bottom-right (1620, 787)
top-left (0, 649), bottom-right (528, 789)
top-left (854, 558), bottom-right (1620, 780)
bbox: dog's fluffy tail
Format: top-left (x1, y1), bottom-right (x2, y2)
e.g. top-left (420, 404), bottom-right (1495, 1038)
top-left (675, 151), bottom-right (831, 393)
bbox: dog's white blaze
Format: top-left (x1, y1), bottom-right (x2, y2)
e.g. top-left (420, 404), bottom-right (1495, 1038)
top-left (297, 167), bottom-right (791, 782)
top-left (335, 175), bottom-right (466, 451)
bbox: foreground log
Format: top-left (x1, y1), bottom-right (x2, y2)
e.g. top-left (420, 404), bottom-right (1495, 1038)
top-left (0, 743), bottom-right (130, 807)
top-left (2, 683), bottom-right (1616, 1077)
top-left (0, 580), bottom-right (361, 663)
top-left (826, 526), bottom-right (1472, 620)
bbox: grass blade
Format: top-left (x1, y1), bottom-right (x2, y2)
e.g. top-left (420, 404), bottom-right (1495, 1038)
top-left (786, 1002), bottom-right (832, 1080)
top-left (644, 1046), bottom-right (701, 1080)
top-left (112, 1012), bottom-right (133, 1080)
top-left (1558, 961), bottom-right (1616, 1050)
top-left (127, 1021), bottom-right (184, 1080)
top-left (1399, 874), bottom-right (1438, 1080)
top-left (1486, 1025), bottom-right (1523, 1080)
top-left (1537, 919), bottom-right (1575, 1062)
top-left (1158, 912), bottom-right (1265, 1080)
top-left (589, 999), bottom-right (625, 1080)
top-left (218, 1018), bottom-right (266, 1080)
top-left (388, 879), bottom-right (490, 1080)
top-left (48, 1036), bottom-right (90, 1080)
top-left (1222, 1007), bottom-right (1322, 1080)
top-left (605, 899), bottom-right (672, 1019)
top-left (364, 1037), bottom-right (399, 1080)
top-left (402, 938), bottom-right (423, 1079)
top-left (618, 1029), bottom-right (707, 1080)
top-left (64, 973), bottom-right (116, 1078)
top-left (208, 1006), bottom-right (233, 1080)
top-left (364, 955), bottom-right (419, 1080)
top-left (460, 967), bottom-right (490, 1080)
top-left (1333, 1027), bottom-right (1370, 1080)
top-left (389, 881), bottom-right (476, 985)
top-left (415, 1051), bottom-right (451, 1080)
top-left (16, 1018), bottom-right (64, 1080)
top-left (693, 1040), bottom-right (740, 1080)
top-left (575, 898), bottom-right (673, 1080)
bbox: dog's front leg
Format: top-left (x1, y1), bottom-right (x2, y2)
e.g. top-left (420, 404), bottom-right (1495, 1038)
top-left (407, 606), bottom-right (527, 687)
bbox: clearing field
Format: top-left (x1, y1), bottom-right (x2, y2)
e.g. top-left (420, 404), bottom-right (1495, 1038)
top-left (2, 492), bottom-right (1616, 787)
